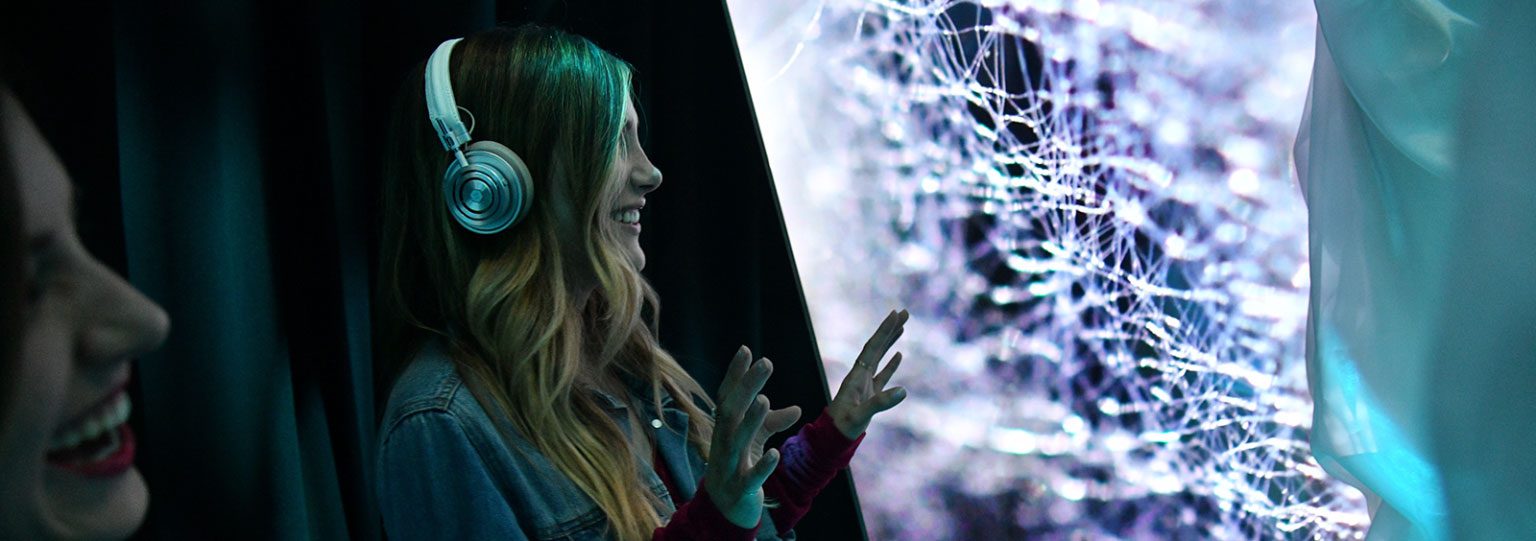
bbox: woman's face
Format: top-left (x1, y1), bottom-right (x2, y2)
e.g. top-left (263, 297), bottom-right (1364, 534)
top-left (0, 94), bottom-right (169, 540)
top-left (603, 99), bottom-right (662, 271)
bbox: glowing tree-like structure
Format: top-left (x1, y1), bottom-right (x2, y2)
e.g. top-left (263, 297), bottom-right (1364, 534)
top-left (730, 0), bottom-right (1369, 538)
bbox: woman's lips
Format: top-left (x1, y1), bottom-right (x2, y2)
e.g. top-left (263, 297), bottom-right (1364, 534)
top-left (47, 424), bottom-right (136, 478)
top-left (612, 207), bottom-right (643, 233)
top-left (45, 386), bottom-right (137, 477)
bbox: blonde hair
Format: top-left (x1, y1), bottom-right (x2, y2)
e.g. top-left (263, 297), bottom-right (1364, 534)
top-left (377, 25), bottom-right (715, 541)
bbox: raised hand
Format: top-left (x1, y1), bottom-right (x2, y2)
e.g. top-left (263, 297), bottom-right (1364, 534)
top-left (828, 309), bottom-right (910, 440)
top-left (704, 346), bottom-right (798, 528)
top-left (751, 402), bottom-right (801, 466)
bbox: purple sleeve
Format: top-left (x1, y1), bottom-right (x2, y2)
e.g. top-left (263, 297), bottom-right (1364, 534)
top-left (760, 408), bottom-right (867, 532)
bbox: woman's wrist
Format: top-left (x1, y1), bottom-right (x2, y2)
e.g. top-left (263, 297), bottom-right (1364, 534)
top-left (696, 484), bottom-right (762, 531)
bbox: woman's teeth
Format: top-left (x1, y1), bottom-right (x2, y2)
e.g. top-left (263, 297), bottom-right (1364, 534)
top-left (614, 209), bottom-right (641, 224)
top-left (48, 393), bottom-right (131, 452)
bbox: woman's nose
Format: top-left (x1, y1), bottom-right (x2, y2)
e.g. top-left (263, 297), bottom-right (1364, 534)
top-left (76, 259), bottom-right (170, 367)
top-left (634, 165), bottom-right (662, 194)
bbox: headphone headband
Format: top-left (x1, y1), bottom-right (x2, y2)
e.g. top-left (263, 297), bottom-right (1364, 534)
top-left (422, 35), bottom-right (534, 236)
top-left (425, 38), bottom-right (471, 154)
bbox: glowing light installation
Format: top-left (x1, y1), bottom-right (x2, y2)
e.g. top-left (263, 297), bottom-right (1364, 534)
top-left (728, 0), bottom-right (1369, 538)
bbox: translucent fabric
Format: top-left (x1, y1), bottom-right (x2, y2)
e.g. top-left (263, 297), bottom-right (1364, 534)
top-left (1424, 2), bottom-right (1536, 538)
top-left (1298, 0), bottom-right (1535, 538)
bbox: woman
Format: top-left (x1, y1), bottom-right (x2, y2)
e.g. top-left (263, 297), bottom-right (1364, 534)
top-left (375, 25), bottom-right (909, 540)
top-left (0, 88), bottom-right (171, 539)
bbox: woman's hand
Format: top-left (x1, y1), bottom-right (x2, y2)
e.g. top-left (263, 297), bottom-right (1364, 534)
top-left (704, 346), bottom-right (799, 528)
top-left (828, 309), bottom-right (910, 440)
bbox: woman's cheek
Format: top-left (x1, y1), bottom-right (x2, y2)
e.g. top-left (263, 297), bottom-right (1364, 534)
top-left (0, 321), bottom-right (73, 538)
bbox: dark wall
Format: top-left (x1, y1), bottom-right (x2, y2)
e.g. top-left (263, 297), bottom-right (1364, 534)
top-left (0, 2), bottom-right (124, 272)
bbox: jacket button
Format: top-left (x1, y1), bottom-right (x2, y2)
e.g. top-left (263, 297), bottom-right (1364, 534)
top-left (651, 419), bottom-right (664, 429)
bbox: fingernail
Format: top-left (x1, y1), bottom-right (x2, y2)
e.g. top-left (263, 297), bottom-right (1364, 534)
top-left (895, 388), bottom-right (908, 399)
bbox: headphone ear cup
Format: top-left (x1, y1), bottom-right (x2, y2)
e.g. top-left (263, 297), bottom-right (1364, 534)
top-left (443, 140), bottom-right (535, 234)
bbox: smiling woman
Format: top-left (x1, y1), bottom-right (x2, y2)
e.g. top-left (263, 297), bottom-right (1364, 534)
top-left (373, 23), bottom-right (910, 541)
top-left (0, 88), bottom-right (170, 540)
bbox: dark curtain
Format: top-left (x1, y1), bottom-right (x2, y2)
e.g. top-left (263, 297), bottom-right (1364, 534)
top-left (113, 0), bottom-right (503, 536)
top-left (114, 0), bottom-right (402, 537)
top-left (15, 0), bottom-right (862, 538)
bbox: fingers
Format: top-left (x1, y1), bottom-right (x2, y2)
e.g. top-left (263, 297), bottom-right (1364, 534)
top-left (858, 310), bottom-right (901, 359)
top-left (752, 405), bottom-right (802, 452)
top-left (710, 347), bottom-right (755, 470)
top-left (718, 351), bottom-right (772, 426)
top-left (712, 348), bottom-right (748, 427)
top-left (704, 349), bottom-right (790, 521)
top-left (717, 346), bottom-right (752, 400)
top-left (724, 358), bottom-right (773, 423)
top-left (733, 395), bottom-right (770, 463)
top-left (763, 406), bottom-right (802, 435)
top-left (712, 344), bottom-right (789, 473)
top-left (857, 386), bottom-right (909, 419)
top-left (856, 309), bottom-right (909, 373)
top-left (873, 352), bottom-right (902, 392)
top-left (744, 448), bottom-right (780, 489)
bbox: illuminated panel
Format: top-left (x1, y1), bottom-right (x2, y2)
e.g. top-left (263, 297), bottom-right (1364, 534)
top-left (728, 0), bottom-right (1369, 538)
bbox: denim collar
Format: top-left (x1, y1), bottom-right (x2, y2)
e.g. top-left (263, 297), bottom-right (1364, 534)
top-left (587, 371), bottom-right (700, 512)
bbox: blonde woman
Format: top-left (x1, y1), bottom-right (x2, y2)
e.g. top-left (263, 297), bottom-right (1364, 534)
top-left (374, 25), bottom-right (910, 540)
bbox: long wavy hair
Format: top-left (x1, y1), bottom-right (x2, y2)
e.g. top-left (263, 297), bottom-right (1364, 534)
top-left (376, 25), bottom-right (715, 541)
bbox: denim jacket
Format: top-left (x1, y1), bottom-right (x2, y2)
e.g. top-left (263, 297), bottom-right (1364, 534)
top-left (376, 342), bottom-right (791, 540)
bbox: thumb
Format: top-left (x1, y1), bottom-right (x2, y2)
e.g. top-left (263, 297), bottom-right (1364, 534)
top-left (763, 406), bottom-right (803, 434)
top-left (862, 387), bottom-right (908, 417)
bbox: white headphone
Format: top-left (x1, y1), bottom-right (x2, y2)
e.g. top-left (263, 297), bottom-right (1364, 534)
top-left (425, 38), bottom-right (534, 235)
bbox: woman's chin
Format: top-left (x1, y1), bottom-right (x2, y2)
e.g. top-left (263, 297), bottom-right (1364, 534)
top-left (41, 466), bottom-right (149, 540)
top-left (626, 245), bottom-right (646, 271)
